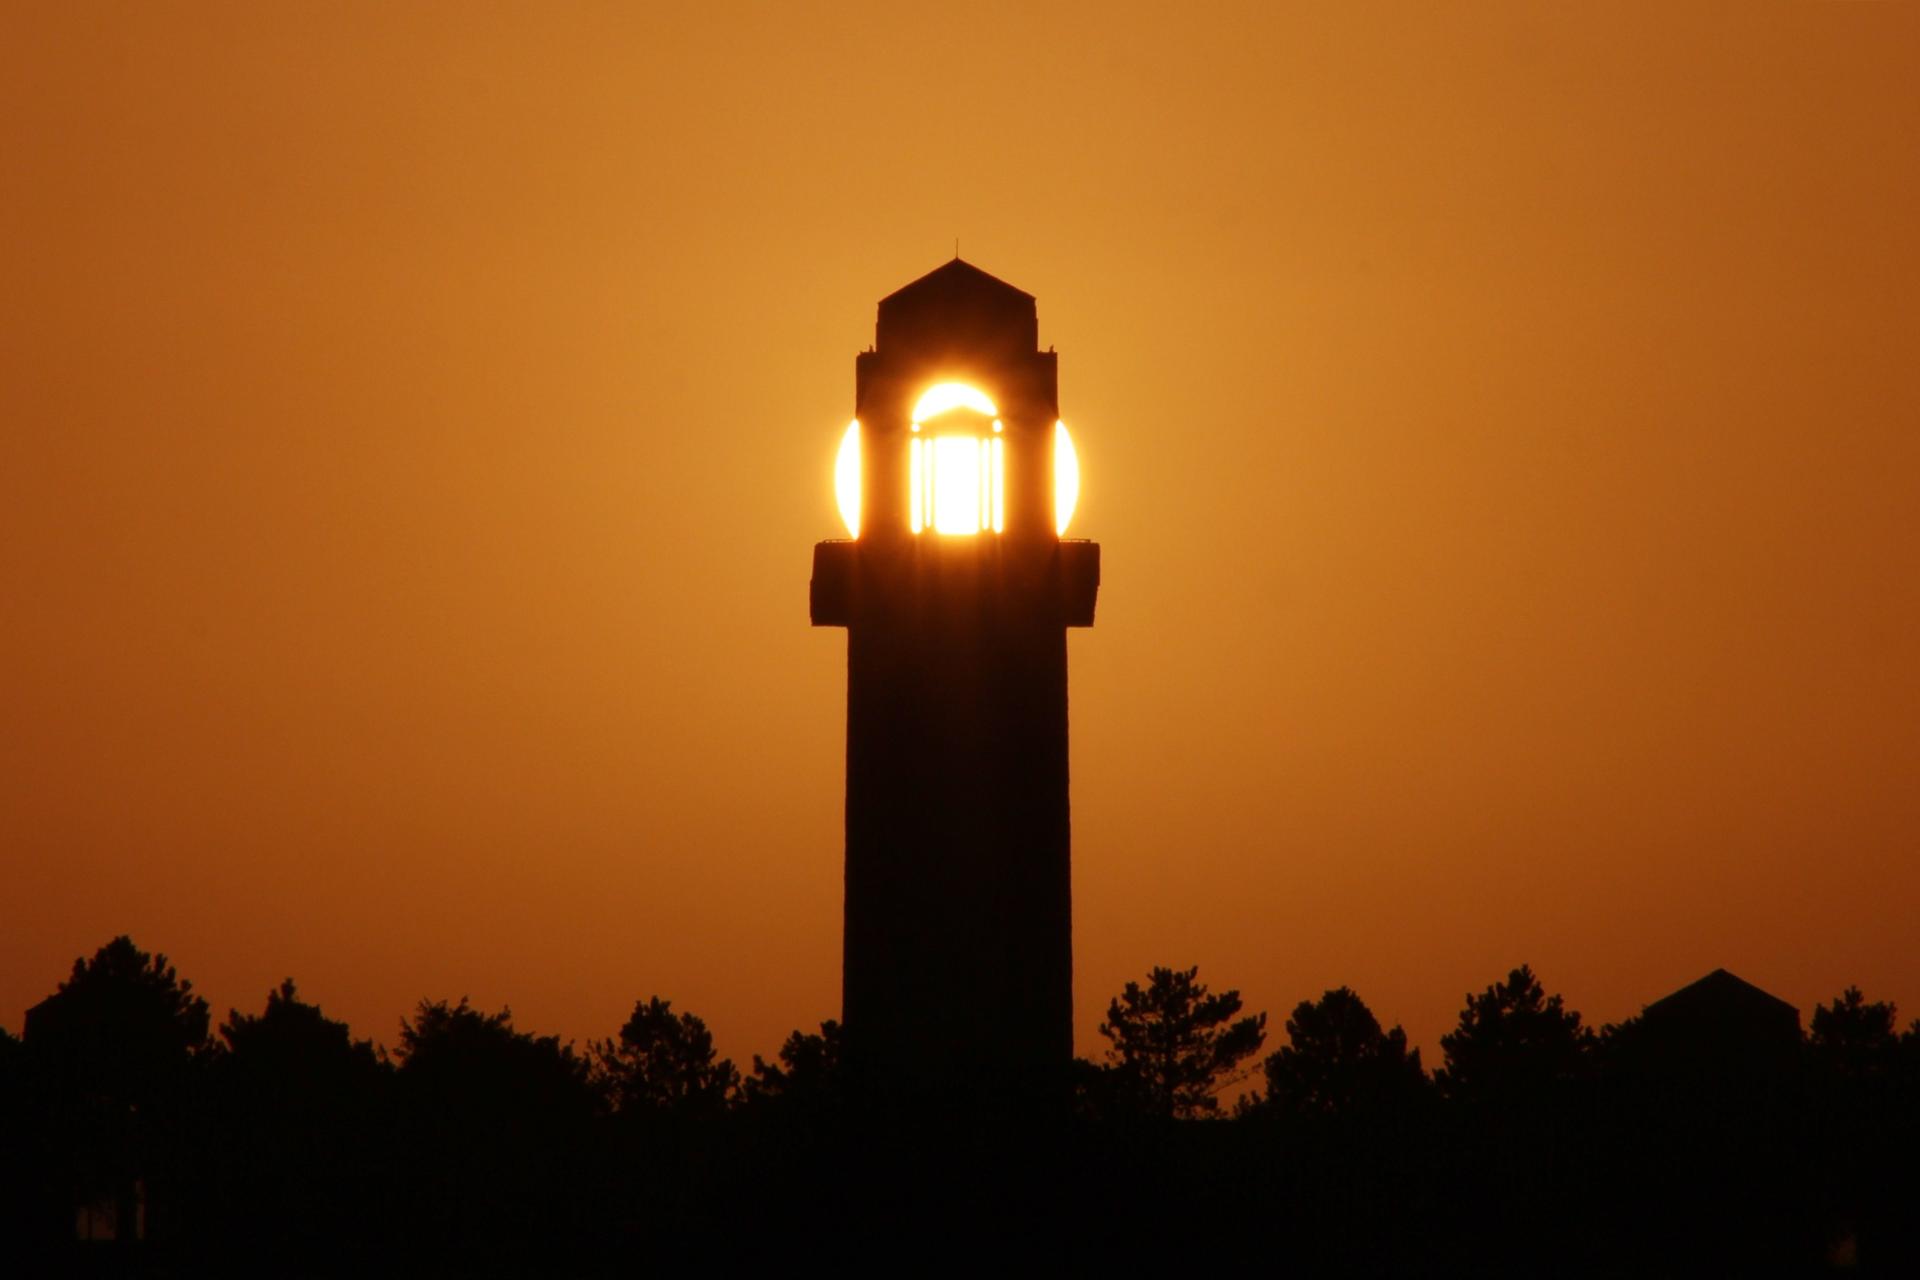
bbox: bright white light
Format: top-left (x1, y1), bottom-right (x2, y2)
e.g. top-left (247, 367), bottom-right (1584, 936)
top-left (833, 384), bottom-right (1035, 538)
top-left (905, 382), bottom-right (1004, 537)
top-left (1055, 421), bottom-right (1080, 536)
top-left (913, 382), bottom-right (998, 422)
top-left (932, 436), bottom-right (984, 534)
top-left (835, 420), bottom-right (860, 537)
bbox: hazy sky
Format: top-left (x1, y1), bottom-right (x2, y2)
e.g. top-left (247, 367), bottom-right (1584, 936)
top-left (4, 3), bottom-right (1916, 1069)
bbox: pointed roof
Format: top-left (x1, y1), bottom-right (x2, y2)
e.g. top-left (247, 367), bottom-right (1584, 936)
top-left (874, 258), bottom-right (1039, 357)
top-left (1629, 968), bottom-right (1802, 1072)
top-left (879, 257), bottom-right (1035, 307)
top-left (1643, 968), bottom-right (1799, 1022)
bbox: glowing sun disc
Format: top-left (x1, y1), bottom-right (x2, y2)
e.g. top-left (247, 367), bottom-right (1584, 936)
top-left (835, 420), bottom-right (860, 537)
top-left (1054, 421), bottom-right (1080, 535)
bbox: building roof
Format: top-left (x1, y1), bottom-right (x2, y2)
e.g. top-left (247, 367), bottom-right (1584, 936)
top-left (879, 260), bottom-right (1044, 360)
top-left (873, 258), bottom-right (1039, 358)
top-left (1643, 968), bottom-right (1799, 1023)
top-left (878, 257), bottom-right (1034, 307)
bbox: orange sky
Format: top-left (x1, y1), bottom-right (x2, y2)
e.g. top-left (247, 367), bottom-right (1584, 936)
top-left (4, 4), bottom-right (1917, 1068)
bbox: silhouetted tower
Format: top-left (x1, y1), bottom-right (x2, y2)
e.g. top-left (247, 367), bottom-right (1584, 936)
top-left (811, 259), bottom-right (1099, 1100)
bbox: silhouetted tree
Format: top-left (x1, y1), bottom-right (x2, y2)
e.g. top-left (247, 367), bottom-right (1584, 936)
top-left (1221, 989), bottom-right (1437, 1275)
top-left (19, 928), bottom-right (1920, 1268)
top-left (396, 996), bottom-right (593, 1119)
top-left (392, 998), bottom-right (598, 1255)
top-left (220, 979), bottom-right (383, 1077)
top-left (206, 982), bottom-right (391, 1249)
top-left (26, 936), bottom-right (213, 1100)
top-left (1810, 987), bottom-right (1900, 1081)
top-left (22, 936), bottom-right (214, 1243)
top-left (1801, 989), bottom-right (1916, 1272)
top-left (736, 1020), bottom-right (847, 1228)
top-left (1258, 986), bottom-right (1428, 1118)
top-left (1436, 964), bottom-right (1593, 1103)
top-left (1424, 968), bottom-right (1606, 1271)
top-left (592, 996), bottom-right (739, 1116)
top-left (1099, 966), bottom-right (1265, 1119)
top-left (741, 1019), bottom-right (842, 1109)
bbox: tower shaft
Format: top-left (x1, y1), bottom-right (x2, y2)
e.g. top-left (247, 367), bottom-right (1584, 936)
top-left (810, 259), bottom-right (1098, 1099)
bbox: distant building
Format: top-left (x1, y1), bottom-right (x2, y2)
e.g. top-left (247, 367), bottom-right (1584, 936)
top-left (23, 993), bottom-right (150, 1244)
top-left (1625, 968), bottom-right (1801, 1081)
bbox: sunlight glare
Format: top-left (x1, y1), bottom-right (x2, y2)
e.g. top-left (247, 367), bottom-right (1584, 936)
top-left (835, 420), bottom-right (860, 537)
top-left (913, 382), bottom-right (998, 421)
top-left (930, 436), bottom-right (985, 535)
top-left (907, 382), bottom-right (1004, 536)
top-left (1055, 421), bottom-right (1079, 535)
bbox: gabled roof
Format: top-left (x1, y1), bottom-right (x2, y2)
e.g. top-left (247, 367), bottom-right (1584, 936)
top-left (1643, 968), bottom-right (1799, 1021)
top-left (879, 257), bottom-right (1034, 307)
top-left (873, 258), bottom-right (1039, 357)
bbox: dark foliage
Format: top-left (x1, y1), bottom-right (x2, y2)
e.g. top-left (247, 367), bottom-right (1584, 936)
top-left (740, 1018), bottom-right (842, 1110)
top-left (17, 936), bottom-right (213, 1246)
top-left (7, 939), bottom-right (1920, 1272)
top-left (388, 997), bottom-right (600, 1262)
top-left (200, 981), bottom-right (393, 1256)
top-left (1098, 964), bottom-right (1266, 1119)
top-left (592, 995), bottom-right (739, 1116)
top-left (1810, 985), bottom-right (1901, 1079)
top-left (1436, 963), bottom-right (1595, 1103)
top-left (27, 935), bottom-right (213, 1105)
top-left (1256, 985), bottom-right (1429, 1119)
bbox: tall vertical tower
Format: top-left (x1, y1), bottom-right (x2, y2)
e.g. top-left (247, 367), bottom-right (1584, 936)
top-left (812, 260), bottom-right (1099, 1099)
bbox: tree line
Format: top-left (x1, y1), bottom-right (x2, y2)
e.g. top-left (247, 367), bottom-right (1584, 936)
top-left (4, 937), bottom-right (1918, 1271)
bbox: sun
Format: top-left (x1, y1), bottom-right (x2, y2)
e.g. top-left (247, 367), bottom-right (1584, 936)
top-left (833, 386), bottom-right (1081, 538)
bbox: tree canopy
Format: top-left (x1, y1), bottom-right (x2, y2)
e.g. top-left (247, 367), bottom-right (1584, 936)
top-left (10, 934), bottom-right (1920, 1270)
top-left (1810, 986), bottom-right (1901, 1080)
top-left (741, 1019), bottom-right (842, 1109)
top-left (220, 979), bottom-right (384, 1086)
top-left (395, 997), bottom-right (595, 1124)
top-left (1436, 964), bottom-right (1594, 1103)
top-left (592, 996), bottom-right (739, 1115)
top-left (1259, 985), bottom-right (1428, 1118)
top-left (1098, 965), bottom-right (1266, 1119)
top-left (24, 934), bottom-right (211, 1107)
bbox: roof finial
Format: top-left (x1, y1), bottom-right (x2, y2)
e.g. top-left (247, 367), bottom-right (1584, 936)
top-left (954, 237), bottom-right (960, 260)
